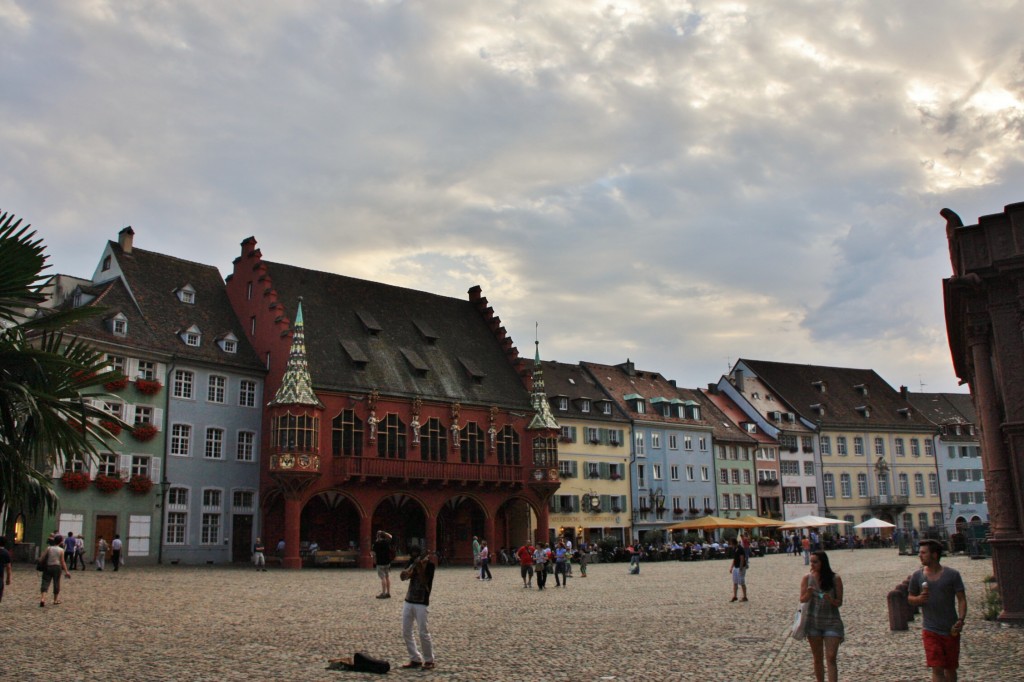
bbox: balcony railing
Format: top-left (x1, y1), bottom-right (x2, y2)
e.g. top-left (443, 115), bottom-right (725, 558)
top-left (870, 495), bottom-right (909, 507)
top-left (331, 456), bottom-right (523, 484)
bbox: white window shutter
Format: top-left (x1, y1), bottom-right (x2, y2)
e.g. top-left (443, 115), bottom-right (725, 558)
top-left (88, 457), bottom-right (99, 477)
top-left (123, 404), bottom-right (136, 424)
top-left (152, 408), bottom-right (164, 430)
top-left (126, 358), bottom-right (139, 380)
top-left (150, 456), bottom-right (161, 483)
top-left (119, 454), bottom-right (132, 478)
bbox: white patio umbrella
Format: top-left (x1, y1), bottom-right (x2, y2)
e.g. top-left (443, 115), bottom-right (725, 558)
top-left (778, 515), bottom-right (852, 530)
top-left (853, 518), bottom-right (896, 530)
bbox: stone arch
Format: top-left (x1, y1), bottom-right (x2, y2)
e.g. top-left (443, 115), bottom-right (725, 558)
top-left (494, 495), bottom-right (540, 553)
top-left (371, 493), bottom-right (428, 554)
top-left (301, 490), bottom-right (363, 552)
top-left (436, 494), bottom-right (487, 565)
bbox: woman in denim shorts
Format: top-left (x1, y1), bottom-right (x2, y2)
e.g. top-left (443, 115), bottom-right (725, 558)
top-left (800, 550), bottom-right (844, 682)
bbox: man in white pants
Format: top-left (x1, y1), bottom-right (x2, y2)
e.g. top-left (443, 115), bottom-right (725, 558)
top-left (399, 545), bottom-right (436, 670)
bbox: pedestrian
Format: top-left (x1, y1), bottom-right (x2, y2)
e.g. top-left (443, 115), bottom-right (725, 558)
top-left (39, 536), bottom-right (72, 607)
top-left (96, 537), bottom-right (107, 571)
top-left (564, 538), bottom-right (573, 577)
top-left (253, 537), bottom-right (266, 571)
top-left (517, 542), bottom-right (535, 588)
top-left (64, 531), bottom-right (76, 568)
top-left (478, 540), bottom-right (492, 580)
top-left (0, 537), bottom-right (12, 603)
top-left (111, 534), bottom-right (122, 571)
top-left (75, 536), bottom-right (87, 570)
top-left (628, 542), bottom-right (640, 574)
top-left (908, 539), bottom-right (967, 682)
top-left (578, 542), bottom-right (589, 578)
top-left (533, 543), bottom-right (548, 590)
top-left (730, 538), bottom-right (748, 602)
top-left (471, 536), bottom-right (481, 571)
top-left (801, 535), bottom-right (811, 566)
top-left (373, 530), bottom-right (394, 598)
top-left (276, 537), bottom-right (285, 561)
top-left (399, 545), bottom-right (436, 671)
top-left (800, 550), bottom-right (844, 682)
top-left (553, 541), bottom-right (568, 587)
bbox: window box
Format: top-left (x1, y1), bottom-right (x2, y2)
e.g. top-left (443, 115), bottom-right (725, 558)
top-left (127, 474), bottom-right (154, 495)
top-left (789, 446), bottom-right (799, 453)
top-left (93, 474), bottom-right (124, 494)
top-left (131, 424), bottom-right (159, 442)
top-left (703, 508), bottom-right (715, 514)
top-left (688, 508), bottom-right (701, 515)
top-left (103, 377), bottom-right (129, 392)
top-left (757, 479), bottom-right (780, 487)
top-left (611, 506), bottom-right (621, 513)
top-left (589, 472), bottom-right (601, 479)
top-left (802, 446), bottom-right (813, 453)
top-left (610, 472), bottom-right (622, 480)
top-left (99, 420), bottom-right (122, 436)
top-left (559, 471), bottom-right (574, 479)
top-left (60, 471), bottom-right (91, 491)
top-left (672, 508), bottom-right (685, 515)
top-left (135, 379), bottom-right (163, 396)
top-left (589, 438), bottom-right (601, 445)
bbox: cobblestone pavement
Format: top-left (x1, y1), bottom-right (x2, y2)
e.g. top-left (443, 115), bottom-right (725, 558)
top-left (1, 549), bottom-right (1020, 681)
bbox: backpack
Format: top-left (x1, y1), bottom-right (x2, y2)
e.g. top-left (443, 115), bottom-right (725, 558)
top-left (326, 652), bottom-right (390, 674)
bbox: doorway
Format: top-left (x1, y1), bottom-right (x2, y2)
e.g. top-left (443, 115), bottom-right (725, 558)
top-left (232, 514), bottom-right (253, 563)
top-left (95, 515), bottom-right (117, 562)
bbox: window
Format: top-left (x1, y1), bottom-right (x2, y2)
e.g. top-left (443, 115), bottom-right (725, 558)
top-left (379, 414), bottom-right (407, 459)
top-left (701, 466), bottom-right (710, 481)
top-left (652, 464), bottom-right (662, 480)
top-left (635, 400), bottom-right (645, 414)
top-left (557, 397), bottom-right (568, 411)
top-left (98, 453), bottom-right (118, 477)
top-left (898, 473), bottom-right (909, 497)
top-left (911, 438), bottom-right (921, 457)
top-left (686, 465), bottom-right (695, 481)
top-left (669, 434), bottom-right (678, 450)
top-left (496, 425), bottom-right (520, 465)
top-left (919, 512), bottom-right (929, 530)
top-left (173, 370), bottom-right (194, 399)
top-left (184, 330), bottom-right (200, 347)
top-left (237, 431), bottom-right (255, 462)
top-left (602, 402), bottom-right (612, 415)
top-left (903, 513), bottom-right (914, 529)
top-left (820, 436), bottom-right (831, 455)
top-left (635, 432), bottom-right (645, 456)
top-left (742, 470), bottom-right (751, 484)
top-left (914, 473), bottom-right (925, 497)
top-left (857, 473), bottom-right (868, 497)
top-left (731, 469), bottom-right (740, 485)
top-left (924, 439), bottom-right (934, 457)
top-left (758, 469), bottom-right (777, 482)
top-left (874, 437), bottom-right (885, 455)
top-left (651, 433), bottom-right (661, 449)
top-left (106, 354), bottom-right (126, 374)
top-left (744, 494), bottom-right (753, 509)
top-left (803, 461), bottom-right (815, 476)
top-left (580, 399), bottom-right (590, 413)
top-left (853, 437), bottom-right (864, 455)
top-left (721, 494), bottom-right (731, 510)
top-left (178, 288), bottom-right (195, 304)
top-left (720, 469), bottom-right (729, 484)
top-left (928, 473), bottom-right (939, 496)
top-left (207, 375), bottom-right (226, 403)
top-left (783, 487), bottom-right (802, 504)
top-left (203, 489), bottom-right (221, 506)
top-left (112, 316), bottom-right (128, 336)
top-left (166, 512), bottom-right (186, 545)
top-left (131, 456), bottom-right (150, 477)
top-left (684, 436), bottom-right (693, 450)
top-left (840, 474), bottom-right (852, 498)
top-left (780, 460), bottom-right (800, 476)
top-left (239, 380), bottom-right (257, 407)
top-left (102, 401), bottom-right (123, 419)
top-left (459, 422), bottom-right (485, 463)
top-left (671, 465), bottom-right (680, 481)
top-left (823, 473), bottom-right (835, 498)
top-left (729, 446), bottom-right (738, 460)
top-left (637, 464), bottom-right (646, 488)
top-left (895, 438), bottom-right (905, 456)
top-left (837, 437), bottom-right (848, 456)
top-left (732, 493), bottom-right (741, 509)
top-left (137, 360), bottom-right (155, 381)
top-left (805, 487), bottom-right (817, 503)
top-left (134, 406), bottom-right (153, 425)
top-left (205, 428), bottom-right (224, 459)
top-left (102, 254), bottom-right (112, 271)
top-left (699, 437), bottom-right (707, 451)
top-left (201, 512), bottom-right (220, 545)
top-left (170, 424), bottom-right (191, 456)
top-left (233, 491), bottom-right (255, 510)
top-left (877, 474), bottom-right (890, 496)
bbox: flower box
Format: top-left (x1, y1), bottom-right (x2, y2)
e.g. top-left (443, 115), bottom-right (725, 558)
top-left (688, 508), bottom-right (701, 515)
top-left (135, 379), bottom-right (163, 395)
top-left (61, 471), bottom-right (91, 491)
top-left (104, 377), bottom-right (129, 392)
top-left (611, 506), bottom-right (621, 513)
top-left (99, 420), bottom-right (122, 436)
top-left (559, 471), bottom-right (574, 478)
top-left (127, 474), bottom-right (154, 495)
top-left (610, 473), bottom-right (622, 480)
top-left (94, 474), bottom-right (124, 494)
top-left (131, 424), bottom-right (158, 442)
top-left (703, 508), bottom-right (715, 515)
top-left (673, 508), bottom-right (685, 515)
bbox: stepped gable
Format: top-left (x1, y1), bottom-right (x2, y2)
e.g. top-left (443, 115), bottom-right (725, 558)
top-left (739, 359), bottom-right (925, 429)
top-left (61, 277), bottom-right (164, 352)
top-left (104, 242), bottom-right (263, 371)
top-left (256, 260), bottom-right (532, 409)
top-left (696, 389), bottom-right (759, 446)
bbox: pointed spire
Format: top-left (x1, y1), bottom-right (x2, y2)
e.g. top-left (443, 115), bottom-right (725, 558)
top-left (527, 330), bottom-right (559, 430)
top-left (269, 298), bottom-right (324, 408)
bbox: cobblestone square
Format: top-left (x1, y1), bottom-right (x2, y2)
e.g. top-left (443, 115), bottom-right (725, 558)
top-left (2, 549), bottom-right (1020, 681)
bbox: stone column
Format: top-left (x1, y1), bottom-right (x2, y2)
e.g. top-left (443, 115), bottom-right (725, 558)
top-left (359, 513), bottom-right (373, 569)
top-left (425, 511), bottom-right (438, 555)
top-left (282, 497), bottom-right (303, 570)
top-left (483, 515), bottom-right (496, 549)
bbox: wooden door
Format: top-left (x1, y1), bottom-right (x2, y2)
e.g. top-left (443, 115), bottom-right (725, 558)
top-left (232, 514), bottom-right (253, 563)
top-left (95, 515), bottom-right (117, 560)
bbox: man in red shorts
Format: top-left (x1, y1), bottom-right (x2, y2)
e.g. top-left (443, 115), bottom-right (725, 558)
top-left (908, 539), bottom-right (967, 682)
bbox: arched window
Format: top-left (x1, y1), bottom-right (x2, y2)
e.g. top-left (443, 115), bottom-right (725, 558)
top-left (496, 425), bottom-right (520, 465)
top-left (377, 413), bottom-right (406, 459)
top-left (420, 418), bottom-right (447, 462)
top-left (331, 410), bottom-right (363, 457)
top-left (460, 422), bottom-right (485, 463)
top-left (272, 411), bottom-right (319, 452)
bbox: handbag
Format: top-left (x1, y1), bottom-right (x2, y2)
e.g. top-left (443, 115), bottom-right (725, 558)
top-left (792, 601), bottom-right (809, 640)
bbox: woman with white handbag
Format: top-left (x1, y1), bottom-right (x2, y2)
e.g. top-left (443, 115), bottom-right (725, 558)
top-left (798, 550), bottom-right (845, 682)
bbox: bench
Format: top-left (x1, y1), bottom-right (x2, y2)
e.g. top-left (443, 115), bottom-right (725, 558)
top-left (312, 550), bottom-right (360, 567)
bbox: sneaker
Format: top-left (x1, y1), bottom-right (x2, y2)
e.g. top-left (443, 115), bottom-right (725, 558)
top-left (401, 662), bottom-right (422, 669)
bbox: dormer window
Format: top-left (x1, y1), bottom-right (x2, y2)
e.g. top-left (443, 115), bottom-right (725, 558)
top-left (601, 401), bottom-right (612, 415)
top-left (897, 407), bottom-right (911, 419)
top-left (856, 405), bottom-right (870, 418)
top-left (743, 423), bottom-right (757, 433)
top-left (176, 284), bottom-right (196, 305)
top-left (811, 404), bottom-right (825, 416)
top-left (968, 425), bottom-right (975, 436)
top-left (812, 380), bottom-right (826, 393)
top-left (768, 410), bottom-right (782, 422)
top-left (557, 397), bottom-right (569, 411)
top-left (854, 383), bottom-right (868, 396)
top-left (580, 399), bottom-right (591, 413)
top-left (217, 332), bottom-right (239, 354)
top-left (180, 324), bottom-right (202, 347)
top-left (954, 425), bottom-right (962, 436)
top-left (110, 313), bottom-right (128, 337)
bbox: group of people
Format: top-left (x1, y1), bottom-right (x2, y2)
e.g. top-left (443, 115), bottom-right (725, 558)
top-left (34, 530), bottom-right (122, 608)
top-left (797, 540), bottom-right (966, 682)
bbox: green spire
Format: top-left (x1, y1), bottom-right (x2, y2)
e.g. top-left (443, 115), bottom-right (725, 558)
top-left (527, 334), bottom-right (559, 430)
top-left (269, 298), bottom-right (324, 408)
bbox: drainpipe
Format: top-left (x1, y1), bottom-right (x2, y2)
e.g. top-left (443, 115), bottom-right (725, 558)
top-left (157, 355), bottom-right (177, 565)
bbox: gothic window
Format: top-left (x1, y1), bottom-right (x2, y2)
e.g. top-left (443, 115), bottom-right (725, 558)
top-left (532, 436), bottom-right (557, 468)
top-left (420, 417), bottom-right (447, 462)
top-left (332, 410), bottom-right (364, 457)
top-left (272, 412), bottom-right (319, 452)
top-left (460, 422), bottom-right (486, 464)
top-left (377, 413), bottom-right (406, 459)
top-left (496, 425), bottom-right (520, 465)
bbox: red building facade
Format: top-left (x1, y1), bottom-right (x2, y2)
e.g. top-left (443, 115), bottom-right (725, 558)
top-left (226, 237), bottom-right (559, 568)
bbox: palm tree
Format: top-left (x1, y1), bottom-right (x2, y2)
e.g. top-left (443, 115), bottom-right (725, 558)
top-left (0, 211), bottom-right (119, 518)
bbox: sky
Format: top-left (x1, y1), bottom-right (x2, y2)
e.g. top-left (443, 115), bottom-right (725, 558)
top-left (3, 1), bottom-right (1023, 395)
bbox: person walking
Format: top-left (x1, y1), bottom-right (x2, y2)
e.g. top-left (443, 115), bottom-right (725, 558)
top-left (908, 539), bottom-right (967, 682)
top-left (578, 542), bottom-right (589, 578)
top-left (373, 530), bottom-right (394, 598)
top-left (517, 542), bottom-right (535, 588)
top-left (800, 550), bottom-right (844, 682)
top-left (478, 540), bottom-right (492, 580)
top-left (399, 546), bottom-right (436, 670)
top-left (74, 536), bottom-right (87, 570)
top-left (801, 535), bottom-right (811, 566)
top-left (39, 536), bottom-right (72, 607)
top-left (252, 537), bottom-right (266, 571)
top-left (111, 534), bottom-right (123, 571)
top-left (730, 538), bottom-right (748, 602)
top-left (553, 541), bottom-right (569, 587)
top-left (0, 537), bottom-right (12, 603)
top-left (95, 537), bottom-right (108, 571)
top-left (471, 536), bottom-right (481, 572)
top-left (533, 543), bottom-right (548, 590)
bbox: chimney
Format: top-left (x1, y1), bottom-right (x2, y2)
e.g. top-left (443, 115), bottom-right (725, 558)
top-left (734, 368), bottom-right (745, 393)
top-left (624, 359), bottom-right (635, 376)
top-left (707, 383), bottom-right (718, 394)
top-left (900, 385), bottom-right (908, 399)
top-left (118, 226), bottom-right (135, 254)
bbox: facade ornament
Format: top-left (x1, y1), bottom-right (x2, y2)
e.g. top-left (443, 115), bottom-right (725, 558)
top-left (366, 390), bottom-right (379, 442)
top-left (450, 402), bottom-right (461, 450)
top-left (488, 405), bottom-right (498, 451)
top-left (410, 397), bottom-right (422, 446)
